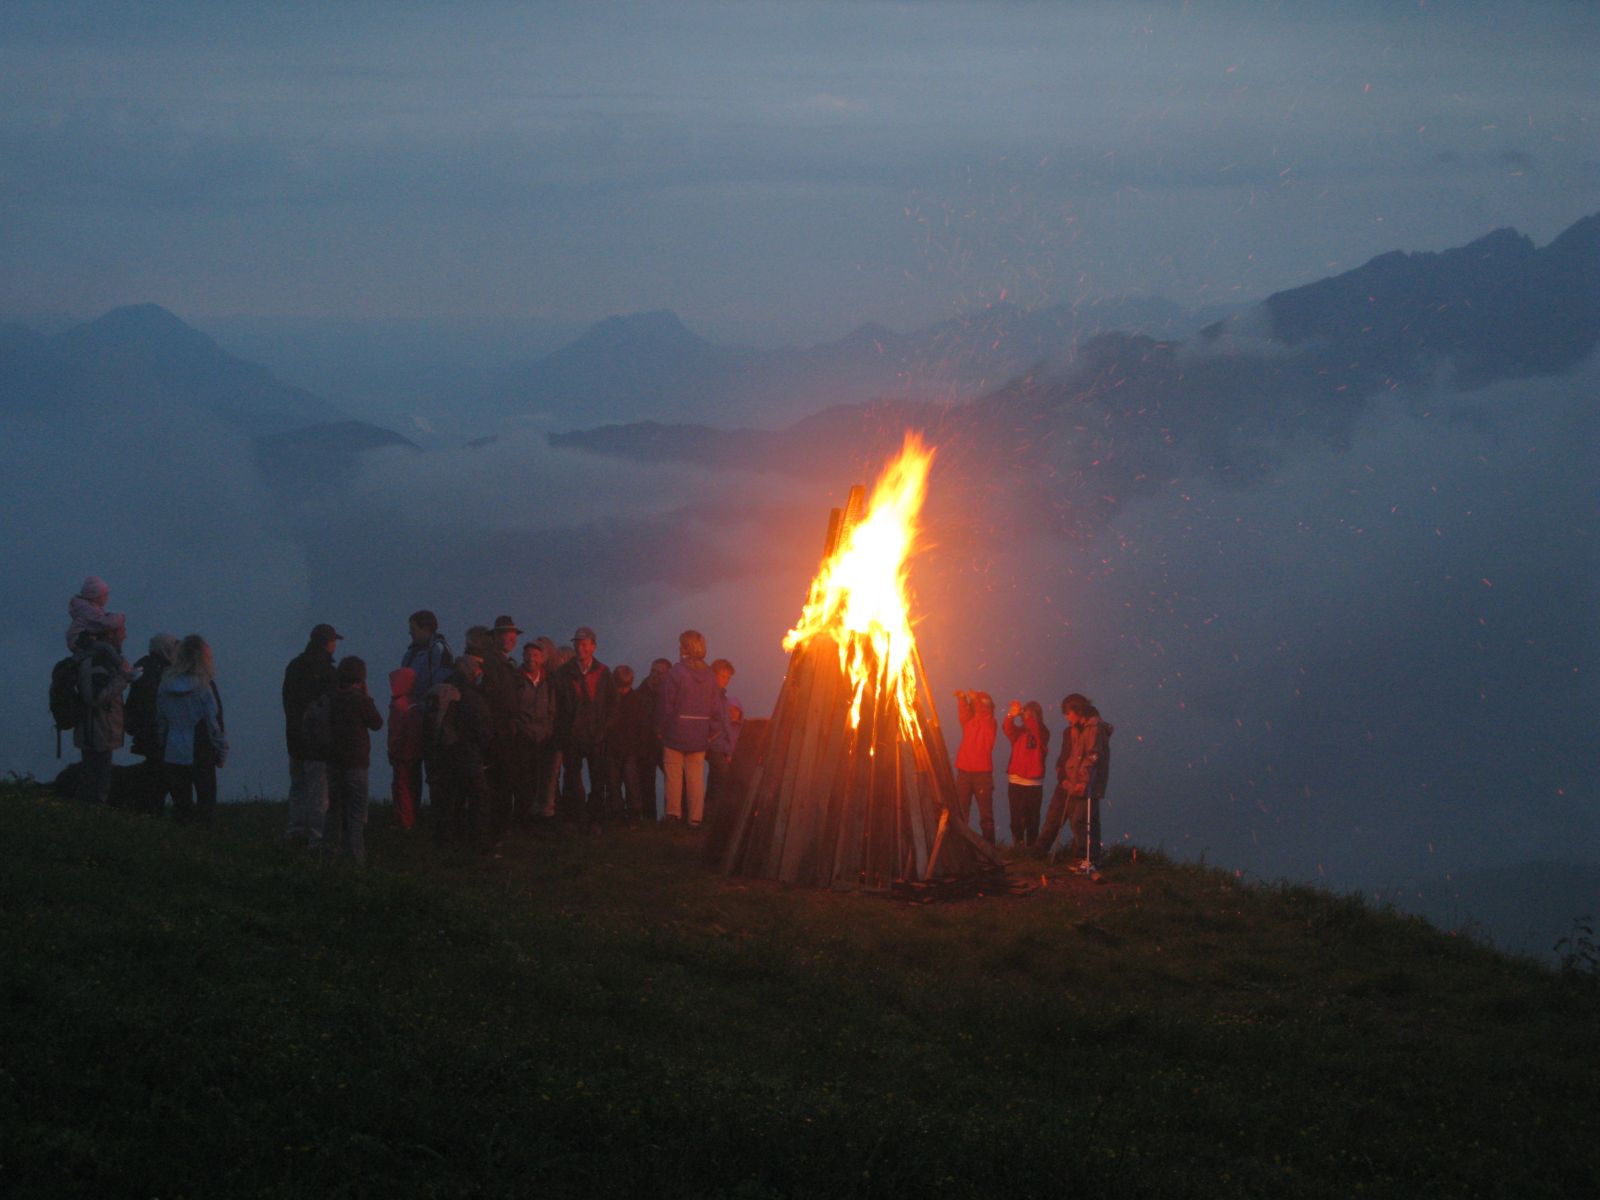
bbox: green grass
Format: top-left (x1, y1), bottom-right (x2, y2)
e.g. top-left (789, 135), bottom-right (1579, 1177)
top-left (2, 777), bottom-right (1595, 1199)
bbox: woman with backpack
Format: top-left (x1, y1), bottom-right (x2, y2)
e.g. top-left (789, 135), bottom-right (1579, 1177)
top-left (157, 635), bottom-right (227, 824)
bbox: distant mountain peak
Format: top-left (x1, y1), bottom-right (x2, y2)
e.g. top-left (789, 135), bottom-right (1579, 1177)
top-left (67, 303), bottom-right (221, 357)
top-left (580, 309), bottom-right (704, 348)
top-left (85, 303), bottom-right (199, 336)
top-left (1254, 209), bottom-right (1600, 383)
top-left (1460, 225), bottom-right (1536, 257)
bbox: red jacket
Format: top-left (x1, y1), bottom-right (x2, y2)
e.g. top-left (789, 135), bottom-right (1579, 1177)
top-left (954, 695), bottom-right (997, 773)
top-left (387, 668), bottom-right (423, 762)
top-left (1003, 712), bottom-right (1049, 782)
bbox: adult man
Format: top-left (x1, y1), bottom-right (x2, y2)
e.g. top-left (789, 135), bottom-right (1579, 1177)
top-left (401, 610), bottom-right (454, 695)
top-left (1037, 693), bottom-right (1113, 867)
top-left (618, 657), bottom-right (670, 821)
top-left (400, 610), bottom-right (453, 823)
top-left (477, 615), bottom-right (524, 848)
top-left (74, 613), bottom-right (134, 805)
top-left (515, 639), bottom-right (557, 826)
top-left (554, 625), bottom-right (618, 830)
top-left (606, 665), bottom-right (639, 823)
top-left (282, 623), bottom-right (341, 847)
top-left (953, 689), bottom-right (999, 844)
top-left (434, 650), bottom-right (493, 847)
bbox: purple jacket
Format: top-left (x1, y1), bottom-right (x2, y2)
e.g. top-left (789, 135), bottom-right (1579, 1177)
top-left (657, 658), bottom-right (726, 755)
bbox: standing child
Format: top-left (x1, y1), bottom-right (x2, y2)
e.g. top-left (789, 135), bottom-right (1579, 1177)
top-left (329, 656), bottom-right (383, 865)
top-left (1002, 700), bottom-right (1049, 848)
top-left (64, 575), bottom-right (112, 652)
top-left (388, 667), bottom-right (423, 831)
top-left (953, 689), bottom-right (999, 844)
top-left (706, 658), bottom-right (743, 821)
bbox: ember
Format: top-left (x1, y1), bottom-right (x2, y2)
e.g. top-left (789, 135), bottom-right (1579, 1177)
top-left (717, 434), bottom-right (1005, 890)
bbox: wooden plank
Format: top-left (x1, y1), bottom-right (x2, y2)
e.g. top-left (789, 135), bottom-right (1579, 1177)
top-left (832, 670), bottom-right (877, 885)
top-left (911, 648), bottom-right (961, 815)
top-left (842, 484), bottom-right (866, 534)
top-left (721, 661), bottom-right (799, 874)
top-left (902, 741), bottom-right (928, 879)
top-left (822, 506), bottom-right (844, 559)
top-left (925, 808), bottom-right (950, 878)
top-left (734, 643), bottom-right (811, 876)
top-left (763, 640), bottom-right (832, 878)
top-left (805, 671), bottom-right (861, 887)
top-left (777, 648), bottom-right (846, 883)
top-left (892, 719), bottom-right (905, 880)
top-left (825, 662), bottom-right (876, 889)
top-left (868, 671), bottom-right (898, 886)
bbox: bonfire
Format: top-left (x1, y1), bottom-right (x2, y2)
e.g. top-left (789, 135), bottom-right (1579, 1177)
top-left (715, 433), bottom-right (1006, 890)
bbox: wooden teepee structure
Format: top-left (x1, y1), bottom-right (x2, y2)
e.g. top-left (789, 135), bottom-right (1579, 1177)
top-left (718, 481), bottom-right (1006, 890)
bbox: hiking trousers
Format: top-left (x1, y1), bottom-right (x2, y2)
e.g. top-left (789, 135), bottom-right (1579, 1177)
top-left (662, 746), bottom-right (706, 825)
top-left (955, 769), bottom-right (996, 844)
top-left (287, 757), bottom-right (329, 845)
top-left (1008, 781), bottom-right (1043, 846)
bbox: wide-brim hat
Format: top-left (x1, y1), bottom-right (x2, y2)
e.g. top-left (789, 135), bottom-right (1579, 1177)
top-left (491, 615), bottom-right (523, 635)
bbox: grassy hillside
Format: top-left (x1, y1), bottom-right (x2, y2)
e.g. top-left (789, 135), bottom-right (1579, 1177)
top-left (2, 778), bottom-right (1594, 1199)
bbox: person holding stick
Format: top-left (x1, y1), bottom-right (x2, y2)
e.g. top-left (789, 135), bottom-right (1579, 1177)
top-left (1037, 693), bottom-right (1112, 869)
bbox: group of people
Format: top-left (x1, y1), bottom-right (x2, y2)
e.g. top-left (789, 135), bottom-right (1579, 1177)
top-left (56, 576), bottom-right (228, 822)
top-left (56, 574), bottom-right (1113, 873)
top-left (280, 614), bottom-right (746, 863)
top-left (951, 688), bottom-right (1113, 868)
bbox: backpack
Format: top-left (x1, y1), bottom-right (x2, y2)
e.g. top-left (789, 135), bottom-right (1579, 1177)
top-left (49, 655), bottom-right (86, 757)
top-left (424, 684), bottom-right (461, 752)
top-left (300, 693), bottom-right (334, 759)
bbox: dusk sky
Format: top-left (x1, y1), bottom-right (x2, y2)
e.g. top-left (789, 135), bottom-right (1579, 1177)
top-left (3, 1), bottom-right (1596, 343)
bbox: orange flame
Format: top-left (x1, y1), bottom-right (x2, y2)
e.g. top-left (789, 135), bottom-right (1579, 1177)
top-left (783, 432), bottom-right (934, 732)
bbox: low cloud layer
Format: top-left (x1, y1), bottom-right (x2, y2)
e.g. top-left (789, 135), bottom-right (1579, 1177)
top-left (923, 361), bottom-right (1598, 889)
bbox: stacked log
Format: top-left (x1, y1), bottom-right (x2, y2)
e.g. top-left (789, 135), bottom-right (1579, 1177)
top-left (718, 492), bottom-right (1006, 890)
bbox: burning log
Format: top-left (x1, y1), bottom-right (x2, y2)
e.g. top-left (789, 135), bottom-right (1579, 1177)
top-left (718, 436), bottom-right (1006, 891)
